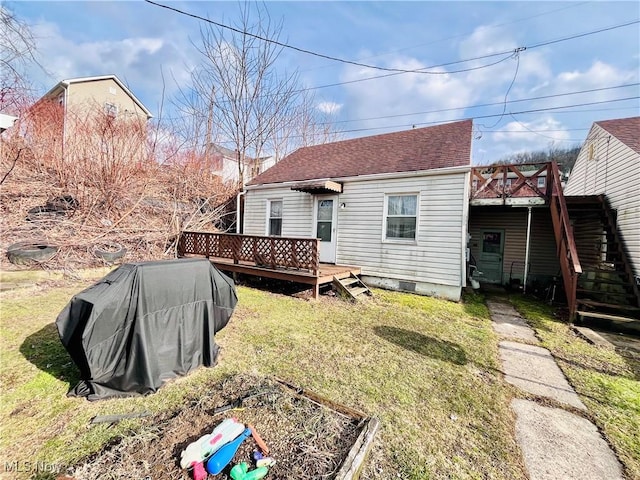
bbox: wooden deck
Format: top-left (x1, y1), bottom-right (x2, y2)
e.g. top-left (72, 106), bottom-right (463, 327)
top-left (209, 258), bottom-right (361, 298)
top-left (177, 231), bottom-right (361, 298)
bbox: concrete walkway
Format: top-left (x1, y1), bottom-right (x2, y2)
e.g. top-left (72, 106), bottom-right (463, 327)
top-left (486, 299), bottom-right (624, 480)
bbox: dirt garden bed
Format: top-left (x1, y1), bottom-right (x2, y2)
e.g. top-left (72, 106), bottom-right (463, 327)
top-left (66, 374), bottom-right (378, 480)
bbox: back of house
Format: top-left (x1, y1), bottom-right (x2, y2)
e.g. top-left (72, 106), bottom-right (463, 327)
top-left (243, 119), bottom-right (473, 301)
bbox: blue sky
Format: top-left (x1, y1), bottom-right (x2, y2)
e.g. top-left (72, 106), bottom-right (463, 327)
top-left (8, 0), bottom-right (640, 163)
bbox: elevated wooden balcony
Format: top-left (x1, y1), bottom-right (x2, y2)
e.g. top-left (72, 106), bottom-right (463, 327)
top-left (470, 162), bottom-right (552, 206)
top-left (177, 231), bottom-right (360, 298)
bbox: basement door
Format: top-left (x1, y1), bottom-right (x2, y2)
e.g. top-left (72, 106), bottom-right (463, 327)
top-left (314, 196), bottom-right (338, 264)
top-left (478, 229), bottom-right (505, 284)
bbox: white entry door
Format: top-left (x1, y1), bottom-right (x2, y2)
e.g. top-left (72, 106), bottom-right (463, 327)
top-left (314, 196), bottom-right (338, 263)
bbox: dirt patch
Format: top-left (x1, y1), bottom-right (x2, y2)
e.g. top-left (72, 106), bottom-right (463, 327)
top-left (69, 374), bottom-right (365, 479)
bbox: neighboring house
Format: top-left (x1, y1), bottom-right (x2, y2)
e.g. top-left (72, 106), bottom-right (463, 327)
top-left (40, 74), bottom-right (152, 124)
top-left (243, 120), bottom-right (473, 301)
top-left (208, 144), bottom-right (275, 185)
top-left (564, 116), bottom-right (640, 279)
top-left (30, 75), bottom-right (152, 162)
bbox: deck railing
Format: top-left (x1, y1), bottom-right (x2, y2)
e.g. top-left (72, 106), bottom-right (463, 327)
top-left (470, 162), bottom-right (552, 202)
top-left (178, 231), bottom-right (320, 275)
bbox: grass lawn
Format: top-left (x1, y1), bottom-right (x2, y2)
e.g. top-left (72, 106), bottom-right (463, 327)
top-left (3, 269), bottom-right (526, 479)
top-left (509, 295), bottom-right (640, 480)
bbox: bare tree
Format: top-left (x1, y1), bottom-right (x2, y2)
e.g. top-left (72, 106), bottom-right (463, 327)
top-left (178, 2), bottom-right (338, 188)
top-left (0, 4), bottom-right (42, 114)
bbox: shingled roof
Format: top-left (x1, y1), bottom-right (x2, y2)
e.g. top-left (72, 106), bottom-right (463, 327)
top-left (596, 116), bottom-right (640, 154)
top-left (247, 119), bottom-right (473, 186)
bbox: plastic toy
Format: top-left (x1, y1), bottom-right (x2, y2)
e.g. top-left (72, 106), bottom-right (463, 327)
top-left (248, 424), bottom-right (270, 455)
top-left (192, 462), bottom-right (207, 480)
top-left (256, 457), bottom-right (276, 468)
top-left (230, 462), bottom-right (269, 480)
top-left (206, 427), bottom-right (252, 475)
top-left (180, 418), bottom-right (246, 469)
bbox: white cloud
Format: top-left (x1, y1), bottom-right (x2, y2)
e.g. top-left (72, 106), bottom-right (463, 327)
top-left (28, 20), bottom-right (196, 114)
top-left (317, 101), bottom-right (342, 115)
top-left (339, 55), bottom-right (474, 131)
top-left (557, 61), bottom-right (637, 88)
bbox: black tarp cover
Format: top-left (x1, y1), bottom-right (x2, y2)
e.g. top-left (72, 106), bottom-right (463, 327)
top-left (56, 258), bottom-right (237, 400)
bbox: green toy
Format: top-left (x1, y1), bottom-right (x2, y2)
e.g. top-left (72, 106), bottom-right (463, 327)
top-left (229, 462), bottom-right (269, 480)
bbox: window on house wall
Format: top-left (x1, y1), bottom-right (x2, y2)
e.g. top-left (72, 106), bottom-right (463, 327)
top-left (537, 177), bottom-right (546, 189)
top-left (104, 102), bottom-right (118, 118)
top-left (268, 200), bottom-right (282, 236)
top-left (384, 194), bottom-right (418, 240)
top-left (505, 178), bottom-right (512, 188)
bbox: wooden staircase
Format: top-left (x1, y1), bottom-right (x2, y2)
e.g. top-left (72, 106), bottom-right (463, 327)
top-left (565, 194), bottom-right (640, 333)
top-left (333, 274), bottom-right (372, 301)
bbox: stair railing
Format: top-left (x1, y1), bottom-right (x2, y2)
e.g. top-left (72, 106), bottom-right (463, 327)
top-left (548, 161), bottom-right (582, 320)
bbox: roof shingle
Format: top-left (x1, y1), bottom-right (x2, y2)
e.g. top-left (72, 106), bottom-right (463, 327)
top-left (595, 116), bottom-right (640, 154)
top-left (247, 119), bottom-right (472, 186)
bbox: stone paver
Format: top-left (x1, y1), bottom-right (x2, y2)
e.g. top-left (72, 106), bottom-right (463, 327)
top-left (490, 312), bottom-right (539, 343)
top-left (512, 399), bottom-right (624, 480)
top-left (499, 340), bottom-right (586, 410)
top-left (486, 300), bottom-right (624, 479)
top-left (486, 300), bottom-right (521, 317)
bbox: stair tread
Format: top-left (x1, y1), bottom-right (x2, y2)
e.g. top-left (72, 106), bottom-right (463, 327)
top-left (576, 288), bottom-right (634, 297)
top-left (349, 286), bottom-right (369, 296)
top-left (341, 277), bottom-right (360, 286)
top-left (576, 310), bottom-right (639, 323)
top-left (577, 299), bottom-right (640, 310)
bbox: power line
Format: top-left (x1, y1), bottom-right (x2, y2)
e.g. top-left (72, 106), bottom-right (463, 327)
top-left (321, 83), bottom-right (639, 126)
top-left (208, 98), bottom-right (638, 145)
top-left (302, 1), bottom-right (592, 71)
top-left (144, 0), bottom-right (639, 77)
top-left (333, 96), bottom-right (639, 136)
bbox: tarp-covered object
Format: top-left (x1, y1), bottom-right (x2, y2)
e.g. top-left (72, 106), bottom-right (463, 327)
top-left (56, 258), bottom-right (237, 400)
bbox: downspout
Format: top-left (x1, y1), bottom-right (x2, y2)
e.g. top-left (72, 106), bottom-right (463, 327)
top-left (461, 170), bottom-right (471, 290)
top-left (236, 190), bottom-right (246, 233)
top-left (523, 206), bottom-right (532, 293)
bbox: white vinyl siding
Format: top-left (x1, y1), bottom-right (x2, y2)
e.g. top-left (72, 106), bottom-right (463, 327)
top-left (565, 124), bottom-right (640, 276)
top-left (336, 173), bottom-right (466, 287)
top-left (244, 171), bottom-right (468, 289)
top-left (244, 187), bottom-right (313, 238)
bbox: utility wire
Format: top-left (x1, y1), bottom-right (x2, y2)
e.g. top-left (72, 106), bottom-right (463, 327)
top-left (303, 1), bottom-right (591, 70)
top-left (333, 96), bottom-right (639, 135)
top-left (321, 83), bottom-right (639, 126)
top-left (210, 97), bottom-right (638, 145)
top-left (144, 0), bottom-right (639, 76)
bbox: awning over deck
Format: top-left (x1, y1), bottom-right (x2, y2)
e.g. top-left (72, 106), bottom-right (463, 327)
top-left (291, 180), bottom-right (343, 194)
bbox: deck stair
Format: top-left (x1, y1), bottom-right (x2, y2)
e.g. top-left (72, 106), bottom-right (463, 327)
top-left (333, 274), bottom-right (372, 301)
top-left (566, 194), bottom-right (640, 333)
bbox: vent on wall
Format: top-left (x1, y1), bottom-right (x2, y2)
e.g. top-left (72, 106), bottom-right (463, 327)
top-left (588, 143), bottom-right (595, 161)
top-left (398, 281), bottom-right (416, 292)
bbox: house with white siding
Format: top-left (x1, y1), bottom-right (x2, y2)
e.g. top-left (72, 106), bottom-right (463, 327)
top-left (242, 120), bottom-right (473, 301)
top-left (564, 116), bottom-right (640, 281)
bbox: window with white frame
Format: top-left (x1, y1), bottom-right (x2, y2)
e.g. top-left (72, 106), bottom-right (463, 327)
top-left (384, 194), bottom-right (418, 240)
top-left (537, 176), bottom-right (546, 188)
top-left (268, 199), bottom-right (282, 236)
top-left (104, 102), bottom-right (118, 118)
